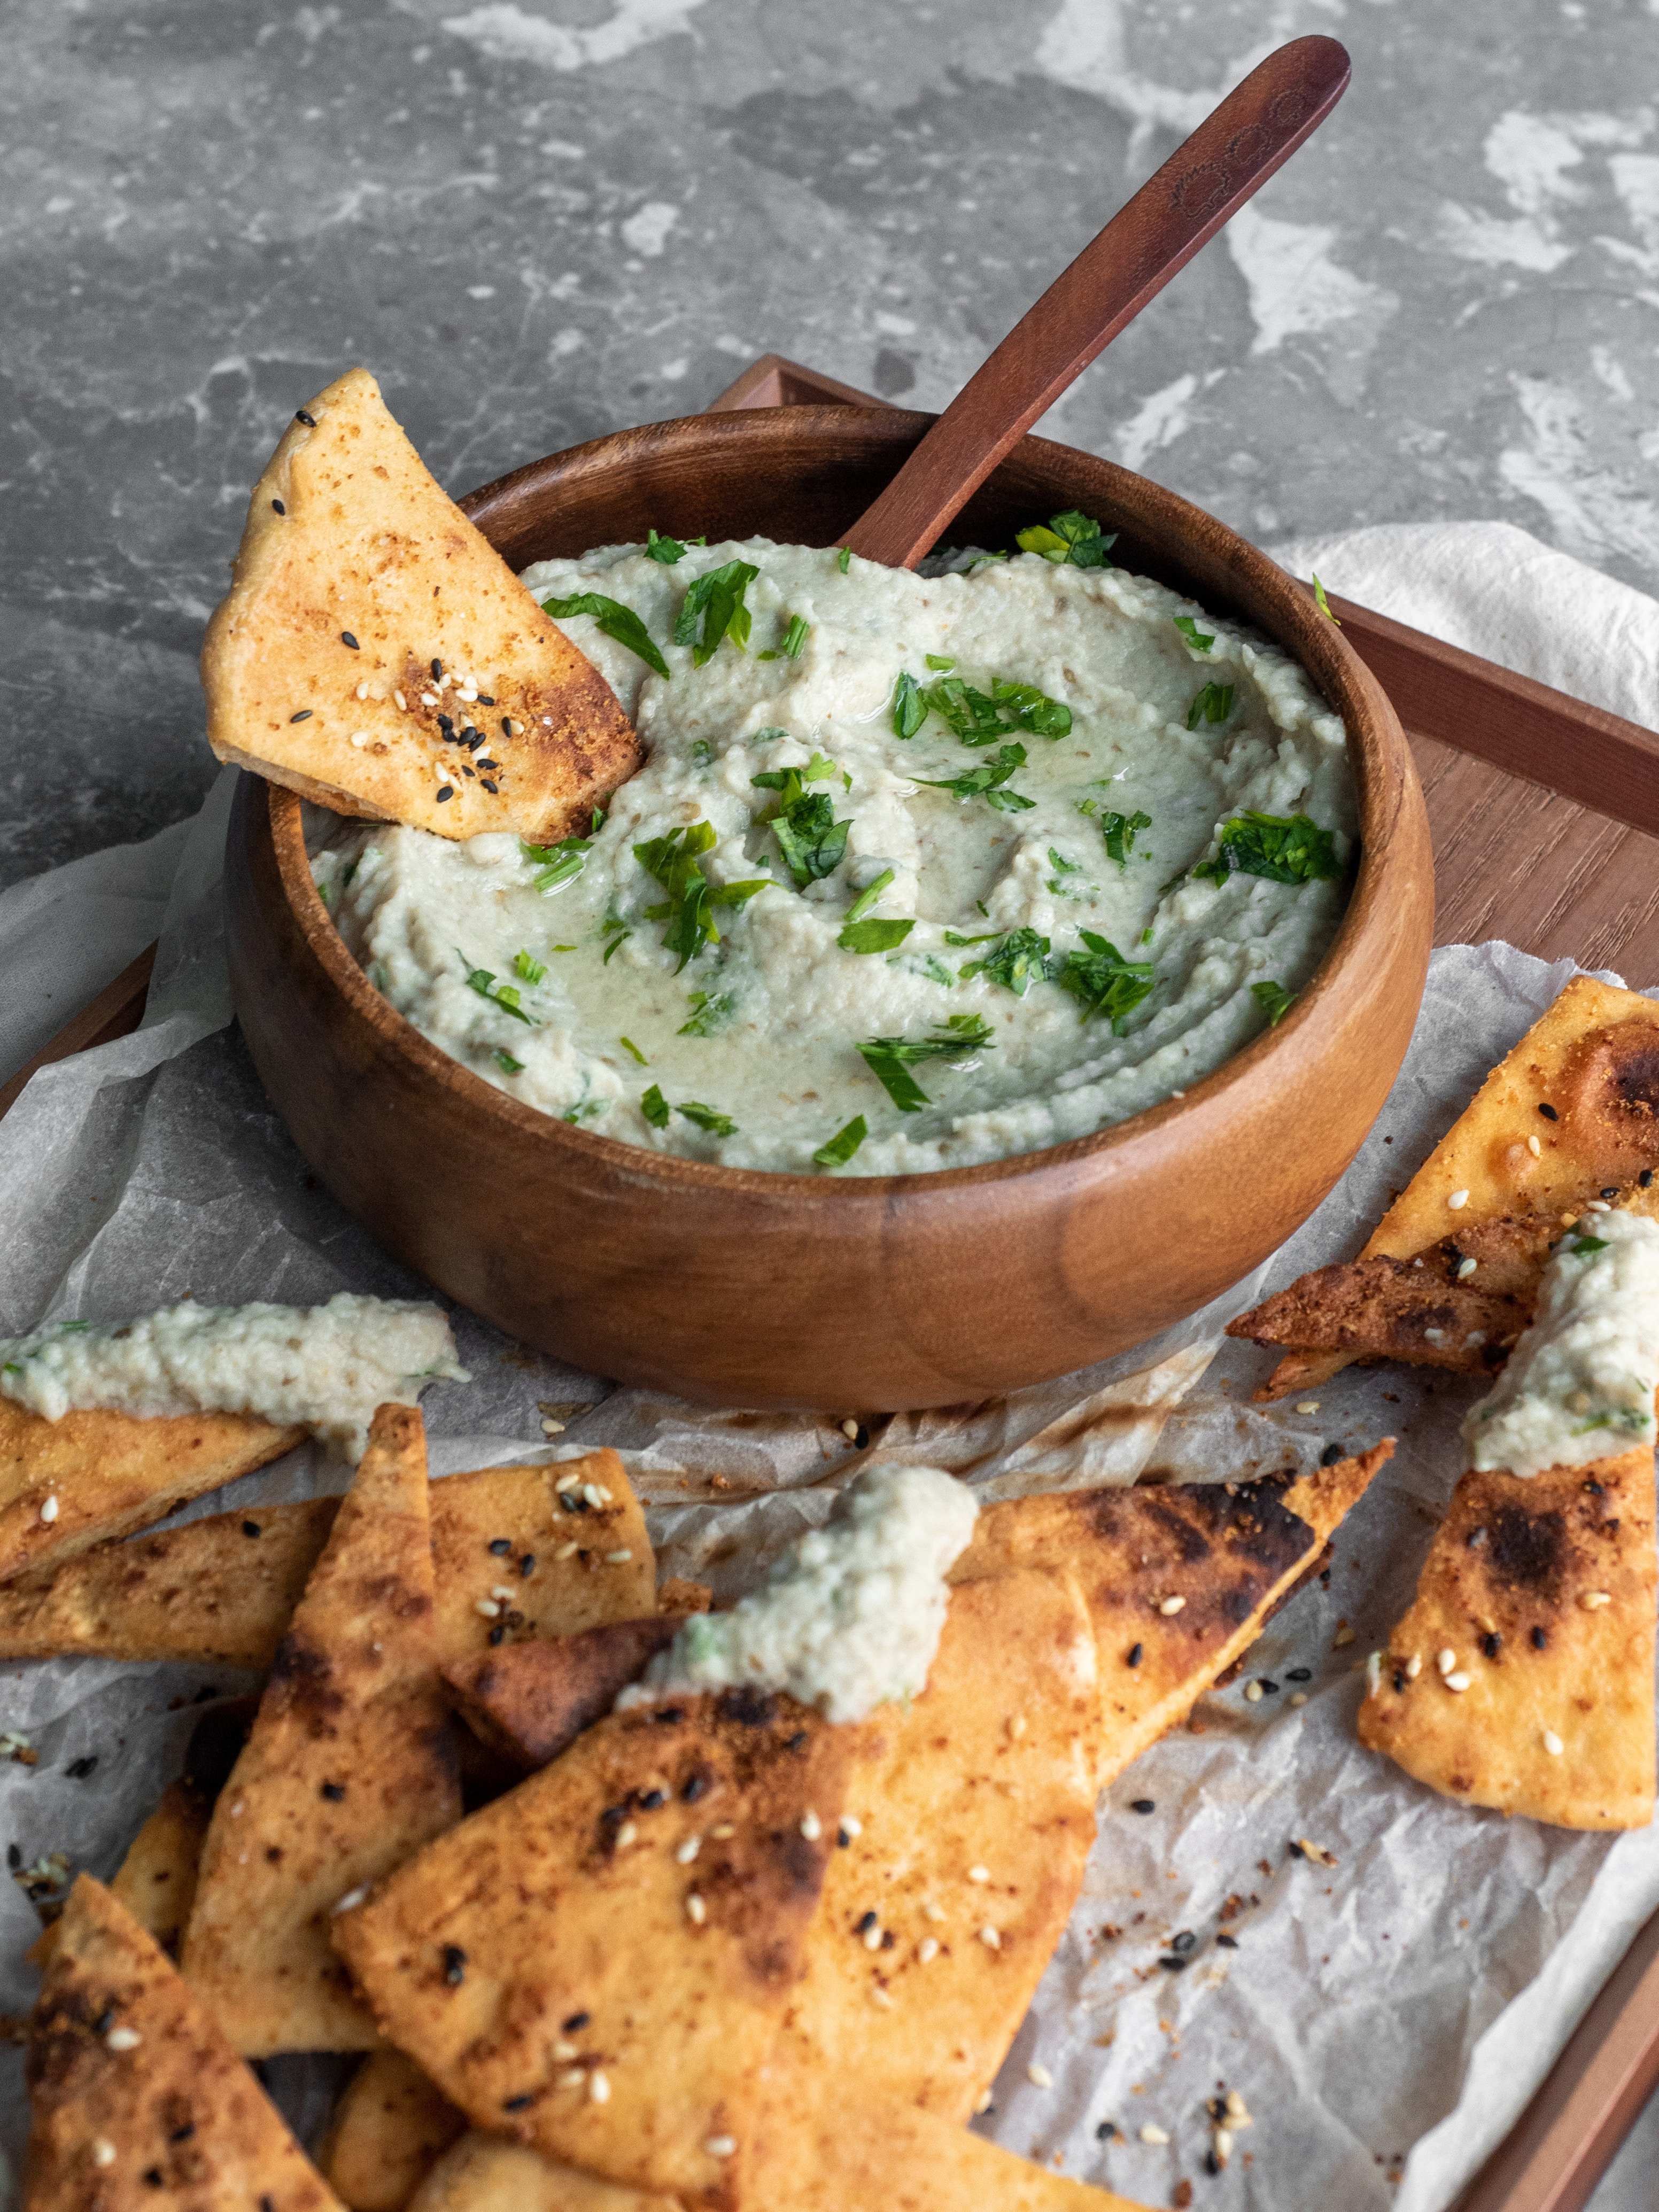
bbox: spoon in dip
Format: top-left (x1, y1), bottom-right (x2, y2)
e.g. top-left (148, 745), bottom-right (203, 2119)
top-left (841, 34), bottom-right (1352, 572)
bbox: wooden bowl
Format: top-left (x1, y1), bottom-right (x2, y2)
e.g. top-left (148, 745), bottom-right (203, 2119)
top-left (223, 406), bottom-right (1432, 1411)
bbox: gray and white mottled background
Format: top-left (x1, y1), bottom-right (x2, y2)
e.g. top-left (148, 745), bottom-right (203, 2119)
top-left (6, 1), bottom-right (1659, 2199)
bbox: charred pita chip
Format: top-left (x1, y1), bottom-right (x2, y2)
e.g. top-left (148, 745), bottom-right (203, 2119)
top-left (1250, 975), bottom-right (1659, 1401)
top-left (1359, 1448), bottom-right (1656, 1828)
top-left (318, 2045), bottom-right (467, 2212)
top-left (0, 1499), bottom-right (338, 1667)
top-left (953, 1449), bottom-right (1391, 1786)
top-left (430, 1453), bottom-right (655, 1660)
top-left (408, 2134), bottom-right (679, 2210)
top-left (202, 366), bottom-right (642, 842)
top-left (0, 1398), bottom-right (305, 1587)
top-left (25, 1874), bottom-right (345, 2208)
top-left (181, 1406), bottom-right (461, 2055)
top-left (443, 1615), bottom-right (684, 1773)
top-left (1228, 1214), bottom-right (1554, 1377)
top-left (332, 1692), bottom-right (860, 2209)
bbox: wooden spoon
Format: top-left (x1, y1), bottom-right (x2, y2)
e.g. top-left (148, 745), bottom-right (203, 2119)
top-left (841, 34), bottom-right (1351, 571)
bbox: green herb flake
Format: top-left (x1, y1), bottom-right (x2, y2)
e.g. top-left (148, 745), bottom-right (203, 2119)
top-left (602, 932), bottom-right (632, 964)
top-left (640, 1084), bottom-right (671, 1128)
top-left (620, 1036), bottom-right (649, 1066)
top-left (512, 950), bottom-right (547, 985)
top-left (646, 527), bottom-right (704, 565)
top-left (678, 1100), bottom-right (737, 1137)
top-left (813, 1116), bottom-right (869, 1170)
top-left (840, 917), bottom-right (915, 955)
top-left (780, 615), bottom-right (810, 661)
top-left (857, 1014), bottom-right (996, 1114)
top-left (691, 737), bottom-right (714, 767)
top-left (1053, 932), bottom-right (1156, 1033)
top-left (520, 834), bottom-right (591, 896)
top-left (673, 559), bottom-right (759, 665)
top-left (966, 550), bottom-right (1008, 573)
top-left (540, 591), bottom-right (670, 678)
top-left (991, 679), bottom-right (1072, 740)
top-left (1186, 681), bottom-right (1235, 730)
top-left (890, 671), bottom-right (925, 741)
top-left (494, 1049), bottom-right (525, 1075)
top-left (1173, 614), bottom-right (1215, 654)
top-left (458, 950), bottom-right (536, 1025)
top-left (943, 928), bottom-right (1000, 946)
top-left (838, 546), bottom-right (852, 573)
top-left (920, 676), bottom-right (1006, 745)
top-left (1251, 979), bottom-right (1297, 1027)
top-left (925, 653), bottom-right (956, 672)
top-left (843, 868), bottom-right (895, 926)
top-left (1312, 573), bottom-right (1342, 626)
top-left (634, 821), bottom-right (769, 970)
top-left (678, 990), bottom-right (734, 1037)
top-left (1571, 1235), bottom-right (1610, 1256)
top-left (1014, 509), bottom-right (1118, 569)
top-left (751, 758), bottom-right (850, 886)
top-left (960, 927), bottom-right (1050, 997)
top-left (913, 742), bottom-right (1035, 812)
top-left (1102, 809), bottom-right (1152, 867)
top-left (1192, 812), bottom-right (1341, 888)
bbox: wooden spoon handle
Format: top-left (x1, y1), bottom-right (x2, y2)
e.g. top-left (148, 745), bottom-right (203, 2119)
top-left (841, 34), bottom-right (1351, 570)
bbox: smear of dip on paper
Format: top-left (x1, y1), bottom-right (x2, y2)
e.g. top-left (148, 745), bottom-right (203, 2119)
top-left (0, 1293), bottom-right (469, 1461)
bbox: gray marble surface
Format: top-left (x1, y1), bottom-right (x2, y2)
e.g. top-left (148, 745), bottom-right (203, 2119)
top-left (6, 1), bottom-right (1659, 2201)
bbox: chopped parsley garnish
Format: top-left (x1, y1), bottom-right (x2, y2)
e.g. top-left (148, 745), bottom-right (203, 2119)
top-left (1187, 681), bottom-right (1234, 729)
top-left (512, 950), bottom-right (547, 984)
top-left (1570, 1235), bottom-right (1610, 1255)
top-left (1014, 509), bottom-right (1117, 569)
top-left (781, 615), bottom-right (810, 660)
top-left (959, 927), bottom-right (1050, 996)
top-left (857, 1014), bottom-right (996, 1114)
top-left (677, 1100), bottom-right (737, 1136)
top-left (1312, 573), bottom-right (1341, 625)
top-left (521, 834), bottom-right (591, 895)
top-left (673, 559), bottom-right (759, 665)
top-left (1192, 812), bottom-right (1341, 888)
top-left (838, 546), bottom-right (852, 573)
top-left (891, 671), bottom-right (925, 740)
top-left (1173, 615), bottom-right (1214, 654)
top-left (966, 550), bottom-right (1007, 573)
top-left (991, 679), bottom-right (1072, 739)
top-left (493, 1050), bottom-right (524, 1075)
top-left (645, 527), bottom-right (704, 564)
top-left (1251, 979), bottom-right (1297, 1027)
top-left (925, 653), bottom-right (956, 672)
top-left (458, 951), bottom-right (536, 1024)
top-left (753, 725), bottom-right (787, 743)
top-left (619, 1037), bottom-right (648, 1066)
top-left (843, 868), bottom-right (894, 926)
top-left (914, 743), bottom-right (1034, 812)
top-left (691, 738), bottom-right (714, 767)
top-left (678, 989), bottom-right (734, 1036)
top-left (917, 674), bottom-right (1070, 743)
top-left (1048, 847), bottom-right (1083, 875)
top-left (943, 928), bottom-right (1000, 946)
top-left (633, 821), bottom-right (770, 971)
top-left (1101, 809), bottom-right (1152, 866)
top-left (752, 757), bottom-right (850, 885)
top-left (540, 592), bottom-right (669, 678)
top-left (641, 1084), bottom-right (670, 1128)
top-left (813, 1116), bottom-right (869, 1169)
top-left (1053, 932), bottom-right (1156, 1032)
top-left (840, 917), bottom-right (914, 954)
top-left (601, 915), bottom-right (632, 964)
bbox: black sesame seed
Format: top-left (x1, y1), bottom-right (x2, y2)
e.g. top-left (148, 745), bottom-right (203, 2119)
top-left (431, 658), bottom-right (443, 680)
top-left (242, 1519), bottom-right (262, 1538)
top-left (488, 1537), bottom-right (511, 1556)
top-left (787, 1730), bottom-right (809, 1753)
top-left (855, 1910), bottom-right (878, 1935)
top-left (66, 1756), bottom-right (97, 1780)
top-left (1585, 1480), bottom-right (1605, 1495)
top-left (838, 1825), bottom-right (852, 1848)
top-left (294, 408), bottom-right (316, 426)
top-left (1393, 1672), bottom-right (1406, 1693)
top-left (168, 2121), bottom-right (197, 2143)
top-left (1532, 1625), bottom-right (1548, 1649)
top-left (342, 631), bottom-right (359, 650)
top-left (1258, 1678), bottom-right (1280, 1695)
top-left (462, 726), bottom-right (480, 743)
top-left (488, 1622), bottom-right (507, 1646)
top-left (437, 713), bottom-right (454, 732)
top-left (1288, 1840), bottom-right (1306, 1858)
top-left (1644, 1170), bottom-right (1655, 1189)
top-left (444, 1944), bottom-right (467, 1986)
top-left (143, 2170), bottom-right (165, 2189)
top-left (1602, 1187), bottom-right (1619, 1200)
top-left (1320, 1442), bottom-right (1345, 1466)
top-left (682, 1773), bottom-right (708, 1803)
top-left (1206, 2149), bottom-right (1222, 2176)
top-left (262, 2197), bottom-right (277, 2212)
top-left (6, 1845), bottom-right (19, 1870)
top-left (501, 717), bottom-right (513, 734)
top-left (1171, 1930), bottom-right (1197, 1954)
top-left (1126, 1642), bottom-right (1143, 1668)
top-left (520, 1553), bottom-right (536, 1575)
top-left (1157, 1955), bottom-right (1188, 1972)
top-left (462, 765), bottom-right (476, 778)
top-left (436, 787), bottom-right (453, 802)
top-left (272, 498), bottom-right (286, 515)
top-left (480, 779), bottom-right (499, 794)
top-left (476, 757), bottom-right (499, 770)
top-left (1483, 1633), bottom-right (1501, 1659)
top-left (1538, 1101), bottom-right (1558, 1119)
top-left (477, 694), bottom-right (496, 705)
top-left (1096, 2121), bottom-right (1119, 2142)
top-left (1467, 1525), bottom-right (1488, 1547)
top-left (95, 2008), bottom-right (116, 2036)
top-left (503, 2093), bottom-right (534, 2112)
top-left (600, 1803), bottom-right (629, 1827)
top-left (1130, 1798), bottom-right (1156, 1815)
top-left (321, 1781), bottom-right (345, 1802)
top-left (640, 1789), bottom-right (666, 1811)
top-left (562, 2010), bottom-right (591, 2033)
top-left (1286, 1666), bottom-right (1312, 1681)
top-left (561, 1492), bottom-right (588, 1515)
top-left (290, 709), bottom-right (313, 723)
top-left (1215, 1931), bottom-right (1238, 1949)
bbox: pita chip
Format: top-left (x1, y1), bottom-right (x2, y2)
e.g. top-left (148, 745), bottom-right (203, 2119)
top-left (24, 1874), bottom-right (344, 2209)
top-left (181, 1405), bottom-right (461, 2055)
top-left (443, 1615), bottom-right (685, 1773)
top-left (332, 1693), bottom-right (860, 2209)
top-left (0, 1398), bottom-right (305, 1586)
top-left (317, 2045), bottom-right (467, 2212)
top-left (1359, 1447), bottom-right (1656, 1828)
top-left (1239, 974), bottom-right (1659, 1400)
top-left (408, 2134), bottom-right (681, 2211)
top-left (953, 1449), bottom-right (1391, 1787)
top-left (201, 367), bottom-right (642, 842)
top-left (0, 1499), bottom-right (339, 1668)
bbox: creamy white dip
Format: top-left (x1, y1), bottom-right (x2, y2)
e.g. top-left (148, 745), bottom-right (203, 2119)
top-left (312, 535), bottom-right (1353, 1174)
top-left (624, 1463), bottom-right (977, 1724)
top-left (1463, 1210), bottom-right (1659, 1478)
top-left (0, 1293), bottom-right (469, 1461)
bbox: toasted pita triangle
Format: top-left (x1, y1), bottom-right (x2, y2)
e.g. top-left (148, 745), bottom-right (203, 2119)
top-left (0, 1398), bottom-right (304, 1586)
top-left (1245, 974), bottom-right (1659, 1400)
top-left (443, 1615), bottom-right (685, 1772)
top-left (202, 366), bottom-right (642, 841)
top-left (408, 2133), bottom-right (679, 2209)
top-left (318, 2044), bottom-right (467, 2211)
top-left (332, 1691), bottom-right (860, 2209)
top-left (952, 1449), bottom-right (1390, 1787)
top-left (1358, 1446), bottom-right (1656, 1828)
top-left (181, 1405), bottom-right (461, 2055)
top-left (24, 1875), bottom-right (344, 2208)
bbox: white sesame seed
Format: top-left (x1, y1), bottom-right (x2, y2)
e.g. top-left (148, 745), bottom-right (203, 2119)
top-left (705, 2136), bottom-right (737, 2159)
top-left (583, 1484), bottom-right (606, 1509)
top-left (1139, 2123), bottom-right (1169, 2145)
top-left (556, 1540), bottom-right (580, 1560)
top-left (604, 1549), bottom-right (634, 1564)
top-left (1214, 2127), bottom-right (1234, 2162)
top-left (800, 1811), bottom-right (822, 1842)
top-left (922, 1900), bottom-right (945, 1922)
top-left (555, 1470), bottom-right (583, 1492)
top-left (1365, 1651), bottom-right (1382, 1696)
top-left (974, 2087), bottom-right (995, 2116)
top-left (91, 2137), bottom-right (117, 2166)
top-left (541, 1417), bottom-right (565, 1435)
top-left (1224, 2089), bottom-right (1250, 2123)
top-left (1448, 1190), bottom-right (1469, 1209)
top-left (558, 2068), bottom-right (586, 2090)
top-left (1423, 1326), bottom-right (1446, 1344)
top-left (710, 1822), bottom-right (735, 1839)
top-left (1586, 1199), bottom-right (1611, 1213)
top-left (677, 1836), bottom-right (702, 1865)
top-left (39, 1496), bottom-right (59, 1525)
top-left (1529, 1133), bottom-right (1542, 1157)
top-left (919, 1936), bottom-right (939, 1964)
top-left (394, 689), bottom-right (408, 710)
top-left (355, 680), bottom-right (370, 701)
top-left (1028, 2062), bottom-right (1053, 2089)
top-left (1437, 1648), bottom-right (1457, 1675)
top-left (1289, 1691), bottom-right (1307, 1708)
top-left (1334, 1622), bottom-right (1356, 1647)
top-left (1406, 1654), bottom-right (1423, 1679)
top-left (1244, 1680), bottom-right (1264, 1704)
top-left (1544, 1729), bottom-right (1564, 1756)
top-left (686, 1892), bottom-right (706, 1925)
top-left (1295, 1400), bottom-right (1321, 1415)
top-left (348, 730), bottom-right (370, 748)
top-left (871, 1985), bottom-right (895, 2009)
top-left (1457, 1257), bottom-right (1478, 1280)
top-left (615, 1822), bottom-right (637, 1848)
top-left (596, 1486), bottom-right (615, 1504)
top-left (840, 1814), bottom-right (863, 1837)
top-left (863, 1923), bottom-right (883, 1951)
top-left (979, 1925), bottom-right (1001, 1949)
top-left (553, 2040), bottom-right (577, 2061)
top-left (491, 1585), bottom-right (516, 1602)
top-left (475, 1598), bottom-right (501, 1619)
top-left (105, 2027), bottom-right (141, 2052)
top-left (841, 1417), bottom-right (859, 1439)
top-left (420, 691), bottom-right (438, 705)
top-left (331, 1885), bottom-right (369, 1914)
top-left (1158, 1595), bottom-right (1185, 1616)
top-left (1580, 1592), bottom-right (1612, 1611)
top-left (1445, 1672), bottom-right (1471, 1693)
top-left (967, 1865), bottom-right (990, 1883)
top-left (1009, 1716), bottom-right (1027, 1739)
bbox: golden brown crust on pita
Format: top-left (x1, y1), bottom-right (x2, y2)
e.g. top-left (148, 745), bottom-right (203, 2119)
top-left (25, 1875), bottom-right (345, 2209)
top-left (332, 1693), bottom-right (860, 2209)
top-left (317, 2045), bottom-right (467, 2211)
top-left (201, 367), bottom-right (641, 843)
top-left (655, 1578), bottom-right (712, 1615)
top-left (1358, 1449), bottom-right (1656, 1829)
top-left (443, 1615), bottom-right (684, 1773)
top-left (181, 1406), bottom-right (461, 2056)
top-left (0, 1399), bottom-right (305, 1586)
top-left (407, 2135), bottom-right (683, 2210)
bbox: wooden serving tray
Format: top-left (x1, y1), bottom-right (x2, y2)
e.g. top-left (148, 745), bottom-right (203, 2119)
top-left (5, 356), bottom-right (1658, 2211)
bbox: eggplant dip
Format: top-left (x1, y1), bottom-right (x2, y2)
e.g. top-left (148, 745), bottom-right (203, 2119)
top-left (309, 525), bottom-right (1354, 1176)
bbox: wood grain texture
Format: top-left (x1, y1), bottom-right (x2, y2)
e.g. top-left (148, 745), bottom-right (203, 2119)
top-left (842, 36), bottom-right (1350, 569)
top-left (0, 941), bottom-right (154, 1118)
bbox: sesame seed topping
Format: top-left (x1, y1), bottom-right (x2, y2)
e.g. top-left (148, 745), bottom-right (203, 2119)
top-left (1028, 2063), bottom-right (1053, 2089)
top-left (614, 1822), bottom-right (637, 1848)
top-left (332, 1885), bottom-right (369, 1914)
top-left (475, 1598), bottom-right (501, 1619)
top-left (342, 631), bottom-right (359, 650)
top-left (443, 1945), bottom-right (466, 1985)
top-left (800, 1811), bottom-right (821, 1842)
top-left (1140, 2123), bottom-right (1170, 2145)
top-left (919, 1936), bottom-right (939, 1963)
top-left (1544, 1729), bottom-right (1564, 1756)
top-left (871, 1985), bottom-right (895, 2009)
top-left (1448, 1190), bottom-right (1469, 1209)
top-left (271, 499), bottom-right (285, 516)
top-left (290, 709), bottom-right (313, 723)
top-left (686, 1893), bottom-right (706, 1925)
top-left (974, 2089), bottom-right (995, 2116)
top-left (1130, 1798), bottom-right (1156, 1815)
top-left (677, 1836), bottom-right (701, 1865)
top-left (840, 1814), bottom-right (863, 1838)
top-left (967, 1864), bottom-right (990, 1883)
top-left (979, 1925), bottom-right (1001, 1949)
top-left (394, 689), bottom-right (408, 710)
top-left (710, 1822), bottom-right (735, 1839)
top-left (1244, 1680), bottom-right (1264, 1704)
top-left (1289, 1691), bottom-right (1307, 1707)
top-left (1295, 1400), bottom-right (1320, 1414)
top-left (553, 2040), bottom-right (577, 2061)
top-left (1437, 1648), bottom-right (1456, 1675)
top-left (431, 659), bottom-right (444, 680)
top-left (922, 1900), bottom-right (945, 1921)
top-left (1126, 1642), bottom-right (1143, 1668)
top-left (1158, 1595), bottom-right (1185, 1616)
top-left (705, 2137), bottom-right (737, 2159)
top-left (39, 1495), bottom-right (59, 1525)
top-left (556, 1540), bottom-right (580, 1560)
top-left (1445, 1672), bottom-right (1471, 1693)
top-left (557, 2068), bottom-right (586, 2090)
top-left (295, 408), bottom-right (316, 425)
top-left (105, 2027), bottom-right (141, 2051)
top-left (1405, 1653), bottom-right (1423, 1678)
top-left (436, 787), bottom-right (453, 802)
top-left (863, 1922), bottom-right (883, 1952)
top-left (1580, 1591), bottom-right (1613, 1611)
top-left (1529, 1134), bottom-right (1542, 1157)
top-left (1457, 1256), bottom-right (1478, 1280)
top-left (604, 1548), bottom-right (633, 1564)
top-left (92, 2138), bottom-right (116, 2167)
